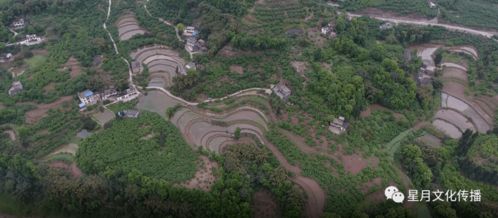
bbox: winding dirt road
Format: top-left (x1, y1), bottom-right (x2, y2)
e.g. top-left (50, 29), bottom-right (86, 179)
top-left (147, 86), bottom-right (271, 106)
top-left (262, 138), bottom-right (325, 218)
top-left (347, 12), bottom-right (497, 39)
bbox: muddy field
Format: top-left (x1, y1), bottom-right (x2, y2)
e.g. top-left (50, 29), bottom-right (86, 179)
top-left (442, 65), bottom-right (468, 82)
top-left (137, 90), bottom-right (180, 116)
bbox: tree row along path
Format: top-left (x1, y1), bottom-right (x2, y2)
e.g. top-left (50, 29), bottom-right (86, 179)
top-left (346, 12), bottom-right (497, 39)
top-left (147, 86), bottom-right (271, 106)
top-left (102, 1), bottom-right (326, 216)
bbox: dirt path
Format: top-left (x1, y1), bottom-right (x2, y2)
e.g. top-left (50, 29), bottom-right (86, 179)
top-left (347, 12), bottom-right (497, 39)
top-left (147, 86), bottom-right (271, 107)
top-left (103, 0), bottom-right (119, 54)
top-left (262, 138), bottom-right (325, 218)
top-left (101, 0), bottom-right (140, 100)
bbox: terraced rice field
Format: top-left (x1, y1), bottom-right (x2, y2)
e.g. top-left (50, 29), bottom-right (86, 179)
top-left (171, 106), bottom-right (269, 153)
top-left (441, 65), bottom-right (468, 81)
top-left (432, 119), bottom-right (462, 138)
top-left (130, 45), bottom-right (186, 88)
top-left (431, 54), bottom-right (496, 138)
top-left (116, 13), bottom-right (146, 41)
top-left (138, 91), bottom-right (269, 153)
top-left (136, 90), bottom-right (179, 116)
top-left (447, 46), bottom-right (479, 60)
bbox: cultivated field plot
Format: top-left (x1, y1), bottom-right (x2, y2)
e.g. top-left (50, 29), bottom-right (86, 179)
top-left (447, 46), bottom-right (478, 60)
top-left (130, 45), bottom-right (186, 88)
top-left (434, 109), bottom-right (476, 133)
top-left (432, 119), bottom-right (462, 139)
top-left (171, 106), bottom-right (269, 153)
top-left (425, 44), bottom-right (497, 139)
top-left (92, 108), bottom-right (115, 126)
top-left (416, 133), bottom-right (442, 147)
top-left (441, 65), bottom-right (468, 82)
top-left (25, 96), bottom-right (73, 124)
top-left (438, 93), bottom-right (491, 136)
top-left (116, 13), bottom-right (146, 41)
top-left (136, 90), bottom-right (180, 116)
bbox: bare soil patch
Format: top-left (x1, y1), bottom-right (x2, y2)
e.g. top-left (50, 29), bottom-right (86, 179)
top-left (9, 66), bottom-right (26, 78)
top-left (292, 176), bottom-right (325, 218)
top-left (417, 133), bottom-right (442, 147)
top-left (182, 156), bottom-right (218, 191)
top-left (63, 57), bottom-right (83, 79)
top-left (4, 130), bottom-right (16, 141)
top-left (252, 190), bottom-right (281, 218)
top-left (49, 161), bottom-right (83, 178)
top-left (229, 65), bottom-right (244, 75)
top-left (442, 81), bottom-right (466, 97)
top-left (43, 82), bottom-right (56, 93)
top-left (25, 96), bottom-right (73, 124)
top-left (341, 154), bottom-right (379, 175)
top-left (291, 61), bottom-right (309, 77)
top-left (306, 28), bottom-right (326, 48)
top-left (320, 63), bottom-right (331, 71)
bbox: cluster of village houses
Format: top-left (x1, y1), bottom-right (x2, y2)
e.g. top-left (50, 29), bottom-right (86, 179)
top-left (271, 83), bottom-right (348, 135)
top-left (5, 18), bottom-right (44, 47)
top-left (182, 26), bottom-right (207, 53)
top-left (77, 87), bottom-right (139, 110)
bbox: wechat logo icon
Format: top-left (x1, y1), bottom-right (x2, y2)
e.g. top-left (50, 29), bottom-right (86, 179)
top-left (385, 186), bottom-right (405, 203)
